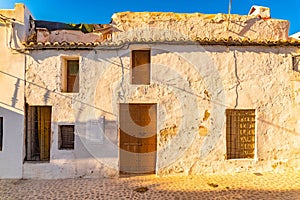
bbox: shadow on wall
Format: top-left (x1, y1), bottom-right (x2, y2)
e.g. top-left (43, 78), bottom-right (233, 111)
top-left (0, 18), bottom-right (25, 50)
top-left (0, 70), bottom-right (114, 116)
top-left (11, 78), bottom-right (21, 108)
top-left (53, 118), bottom-right (118, 160)
top-left (227, 18), bottom-right (260, 38)
top-left (0, 104), bottom-right (24, 178)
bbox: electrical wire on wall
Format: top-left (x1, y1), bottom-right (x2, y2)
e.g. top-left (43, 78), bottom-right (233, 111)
top-left (0, 13), bottom-right (26, 53)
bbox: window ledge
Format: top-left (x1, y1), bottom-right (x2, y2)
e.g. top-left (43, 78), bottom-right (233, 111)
top-left (226, 158), bottom-right (256, 161)
top-left (24, 160), bottom-right (50, 164)
top-left (58, 149), bottom-right (74, 151)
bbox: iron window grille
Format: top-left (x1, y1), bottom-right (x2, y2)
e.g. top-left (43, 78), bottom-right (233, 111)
top-left (226, 109), bottom-right (255, 159)
top-left (59, 125), bottom-right (75, 150)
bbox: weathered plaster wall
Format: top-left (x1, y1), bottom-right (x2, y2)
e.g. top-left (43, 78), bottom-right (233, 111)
top-left (35, 12), bottom-right (290, 44)
top-left (25, 44), bottom-right (300, 178)
top-left (111, 12), bottom-right (289, 40)
top-left (0, 4), bottom-right (31, 178)
top-left (36, 29), bottom-right (105, 43)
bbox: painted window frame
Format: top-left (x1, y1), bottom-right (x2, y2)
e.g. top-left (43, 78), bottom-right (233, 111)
top-left (61, 56), bottom-right (80, 93)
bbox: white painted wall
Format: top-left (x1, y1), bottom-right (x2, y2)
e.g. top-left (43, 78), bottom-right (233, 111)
top-left (0, 4), bottom-right (32, 178)
top-left (24, 44), bottom-right (300, 178)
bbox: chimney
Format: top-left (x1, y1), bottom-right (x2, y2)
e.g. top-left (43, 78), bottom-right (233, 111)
top-left (248, 5), bottom-right (271, 19)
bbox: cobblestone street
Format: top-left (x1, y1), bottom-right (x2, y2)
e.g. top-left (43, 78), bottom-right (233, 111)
top-left (1, 170), bottom-right (300, 200)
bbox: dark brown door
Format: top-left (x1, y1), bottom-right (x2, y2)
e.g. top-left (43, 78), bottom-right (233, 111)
top-left (119, 103), bottom-right (157, 174)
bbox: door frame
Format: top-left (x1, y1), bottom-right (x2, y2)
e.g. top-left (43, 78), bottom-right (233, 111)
top-left (118, 103), bottom-right (158, 175)
top-left (25, 105), bottom-right (52, 162)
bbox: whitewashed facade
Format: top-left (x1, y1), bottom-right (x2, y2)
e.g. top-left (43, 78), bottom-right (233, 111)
top-left (1, 4), bottom-right (300, 179)
top-left (0, 4), bottom-right (32, 178)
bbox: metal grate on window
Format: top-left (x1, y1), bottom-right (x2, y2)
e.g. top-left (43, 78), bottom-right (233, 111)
top-left (226, 109), bottom-right (255, 159)
top-left (59, 125), bottom-right (75, 150)
top-left (0, 117), bottom-right (3, 151)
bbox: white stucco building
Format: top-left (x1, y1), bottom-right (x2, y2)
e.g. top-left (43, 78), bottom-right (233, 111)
top-left (0, 4), bottom-right (32, 178)
top-left (1, 4), bottom-right (300, 179)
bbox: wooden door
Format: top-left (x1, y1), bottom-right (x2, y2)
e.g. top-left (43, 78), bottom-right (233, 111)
top-left (119, 103), bottom-right (157, 174)
top-left (26, 106), bottom-right (51, 161)
top-left (38, 106), bottom-right (51, 161)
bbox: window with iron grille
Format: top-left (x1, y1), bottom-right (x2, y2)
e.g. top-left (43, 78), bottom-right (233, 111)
top-left (0, 117), bottom-right (3, 151)
top-left (62, 58), bottom-right (79, 93)
top-left (226, 109), bottom-right (255, 159)
top-left (131, 50), bottom-right (150, 85)
top-left (58, 125), bottom-right (74, 150)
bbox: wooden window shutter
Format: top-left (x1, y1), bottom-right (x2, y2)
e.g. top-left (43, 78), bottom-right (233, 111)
top-left (59, 125), bottom-right (75, 149)
top-left (132, 50), bottom-right (150, 85)
top-left (67, 60), bottom-right (79, 92)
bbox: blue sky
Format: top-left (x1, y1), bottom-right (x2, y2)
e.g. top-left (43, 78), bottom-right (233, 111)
top-left (1, 0), bottom-right (299, 34)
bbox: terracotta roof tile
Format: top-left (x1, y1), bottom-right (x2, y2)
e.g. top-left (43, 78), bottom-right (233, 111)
top-left (22, 37), bottom-right (300, 49)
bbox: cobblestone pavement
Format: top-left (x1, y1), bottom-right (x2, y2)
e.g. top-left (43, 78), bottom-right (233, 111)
top-left (1, 170), bottom-right (300, 200)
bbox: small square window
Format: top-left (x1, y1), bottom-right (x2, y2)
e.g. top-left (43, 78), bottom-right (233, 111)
top-left (293, 56), bottom-right (300, 71)
top-left (58, 125), bottom-right (75, 150)
top-left (226, 109), bottom-right (255, 159)
top-left (62, 58), bottom-right (79, 93)
top-left (0, 117), bottom-right (3, 151)
top-left (131, 50), bottom-right (150, 85)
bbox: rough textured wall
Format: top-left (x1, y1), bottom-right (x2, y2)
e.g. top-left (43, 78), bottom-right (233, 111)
top-left (36, 29), bottom-right (105, 43)
top-left (25, 45), bottom-right (300, 178)
top-left (111, 12), bottom-right (289, 41)
top-left (34, 12), bottom-right (290, 43)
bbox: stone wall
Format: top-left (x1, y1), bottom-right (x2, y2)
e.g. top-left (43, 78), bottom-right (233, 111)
top-left (35, 12), bottom-right (290, 43)
top-left (24, 44), bottom-right (300, 178)
top-left (111, 12), bottom-right (290, 41)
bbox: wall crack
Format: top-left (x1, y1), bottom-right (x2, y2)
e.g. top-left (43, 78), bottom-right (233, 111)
top-left (233, 50), bottom-right (240, 108)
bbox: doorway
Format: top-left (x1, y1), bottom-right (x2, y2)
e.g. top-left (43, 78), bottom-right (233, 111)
top-left (119, 103), bottom-right (157, 174)
top-left (26, 106), bottom-right (51, 161)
